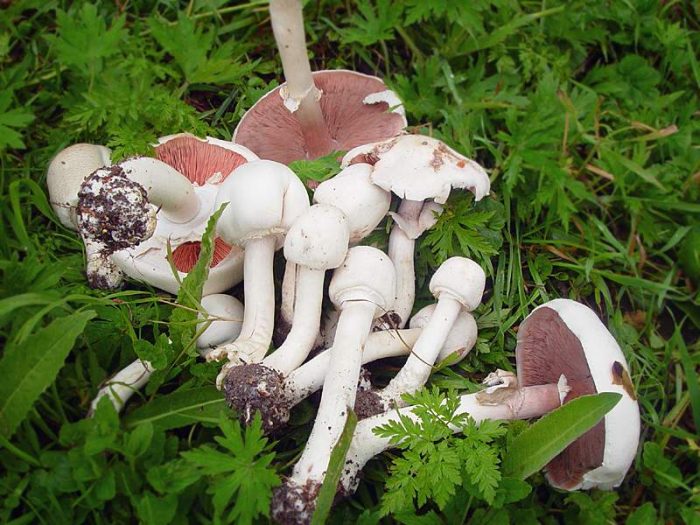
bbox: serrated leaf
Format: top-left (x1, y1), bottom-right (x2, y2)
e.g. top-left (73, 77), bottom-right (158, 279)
top-left (0, 310), bottom-right (96, 438)
top-left (502, 393), bottom-right (621, 480)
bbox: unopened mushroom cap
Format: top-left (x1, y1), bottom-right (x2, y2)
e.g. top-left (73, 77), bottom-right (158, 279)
top-left (215, 160), bottom-right (310, 247)
top-left (154, 133), bottom-right (258, 185)
top-left (196, 294), bottom-right (244, 350)
top-left (284, 204), bottom-right (350, 270)
top-left (516, 299), bottom-right (640, 491)
top-left (313, 163), bottom-right (391, 243)
top-left (429, 257), bottom-right (486, 311)
top-left (47, 143), bottom-right (112, 229)
top-left (342, 135), bottom-right (490, 204)
top-left (410, 304), bottom-right (478, 362)
top-left (233, 70), bottom-right (407, 164)
top-left (328, 246), bottom-right (396, 315)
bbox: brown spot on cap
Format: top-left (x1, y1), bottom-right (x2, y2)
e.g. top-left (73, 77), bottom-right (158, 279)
top-left (611, 361), bottom-right (637, 400)
top-left (516, 306), bottom-right (605, 489)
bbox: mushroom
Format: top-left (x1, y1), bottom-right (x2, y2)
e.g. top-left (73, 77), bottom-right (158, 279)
top-left (278, 162), bottom-right (391, 343)
top-left (271, 246), bottom-right (395, 522)
top-left (73, 135), bottom-right (259, 293)
top-left (208, 160), bottom-right (310, 371)
top-left (338, 299), bottom-right (641, 497)
top-left (355, 257), bottom-right (485, 418)
top-left (89, 294), bottom-right (244, 414)
top-left (233, 0), bottom-right (406, 163)
top-left (343, 134), bottom-right (491, 327)
top-left (113, 135), bottom-right (259, 294)
top-left (47, 143), bottom-right (112, 229)
top-left (224, 204), bottom-right (350, 424)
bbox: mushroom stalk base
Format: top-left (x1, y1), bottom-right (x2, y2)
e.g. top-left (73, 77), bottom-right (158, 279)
top-left (342, 382), bottom-right (564, 494)
top-left (268, 0), bottom-right (335, 158)
top-left (89, 359), bottom-right (153, 415)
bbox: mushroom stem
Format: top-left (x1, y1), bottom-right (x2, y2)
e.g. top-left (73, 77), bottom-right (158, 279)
top-left (286, 327), bottom-right (421, 406)
top-left (374, 297), bottom-right (462, 407)
top-left (264, 267), bottom-right (325, 373)
top-left (388, 199), bottom-right (424, 326)
top-left (341, 378), bottom-right (566, 495)
top-left (120, 158), bottom-right (200, 223)
top-left (89, 359), bottom-right (154, 415)
top-left (268, 0), bottom-right (335, 158)
top-left (292, 301), bottom-right (376, 481)
top-left (222, 236), bottom-right (277, 364)
top-left (84, 240), bottom-right (125, 289)
top-left (280, 260), bottom-right (296, 331)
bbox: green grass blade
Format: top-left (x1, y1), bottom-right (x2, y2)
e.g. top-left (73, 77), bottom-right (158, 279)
top-left (311, 410), bottom-right (358, 525)
top-left (0, 310), bottom-right (96, 438)
top-left (502, 393), bottom-right (621, 480)
top-left (124, 386), bottom-right (225, 430)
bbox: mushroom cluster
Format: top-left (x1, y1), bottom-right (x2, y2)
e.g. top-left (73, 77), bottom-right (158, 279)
top-left (46, 1), bottom-right (641, 524)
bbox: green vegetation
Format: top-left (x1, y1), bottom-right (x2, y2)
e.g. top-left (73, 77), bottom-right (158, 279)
top-left (0, 0), bottom-right (698, 523)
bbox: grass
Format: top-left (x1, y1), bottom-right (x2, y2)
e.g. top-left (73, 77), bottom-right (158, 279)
top-left (0, 0), bottom-right (698, 523)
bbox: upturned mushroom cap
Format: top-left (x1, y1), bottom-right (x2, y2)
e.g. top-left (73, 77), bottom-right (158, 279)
top-left (410, 304), bottom-right (478, 362)
top-left (196, 294), bottom-right (245, 349)
top-left (154, 133), bottom-right (258, 186)
top-left (312, 163), bottom-right (391, 243)
top-left (516, 299), bottom-right (640, 491)
top-left (215, 160), bottom-right (310, 247)
top-left (328, 246), bottom-right (396, 315)
top-left (429, 257), bottom-right (486, 311)
top-left (47, 143), bottom-right (111, 229)
top-left (284, 204), bottom-right (350, 270)
top-left (233, 70), bottom-right (407, 164)
top-left (342, 134), bottom-right (490, 204)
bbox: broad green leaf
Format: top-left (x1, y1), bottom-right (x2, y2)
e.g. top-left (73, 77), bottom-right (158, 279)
top-left (124, 386), bottom-right (225, 430)
top-left (169, 204), bottom-right (226, 354)
top-left (0, 310), bottom-right (96, 438)
top-left (502, 393), bottom-right (621, 480)
top-left (312, 410), bottom-right (358, 525)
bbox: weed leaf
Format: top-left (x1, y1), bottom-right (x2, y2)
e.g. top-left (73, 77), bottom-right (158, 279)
top-left (502, 393), bottom-right (621, 480)
top-left (0, 310), bottom-right (96, 438)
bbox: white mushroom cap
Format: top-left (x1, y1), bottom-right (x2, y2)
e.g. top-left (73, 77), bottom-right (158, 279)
top-left (196, 294), bottom-right (245, 349)
top-left (214, 160), bottom-right (310, 247)
top-left (329, 246), bottom-right (396, 315)
top-left (312, 163), bottom-right (391, 243)
top-left (526, 299), bottom-right (641, 490)
top-left (47, 143), bottom-right (111, 229)
top-left (429, 257), bottom-right (486, 311)
top-left (342, 135), bottom-right (490, 204)
top-left (284, 204), bottom-right (350, 270)
top-left (410, 304), bottom-right (478, 362)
